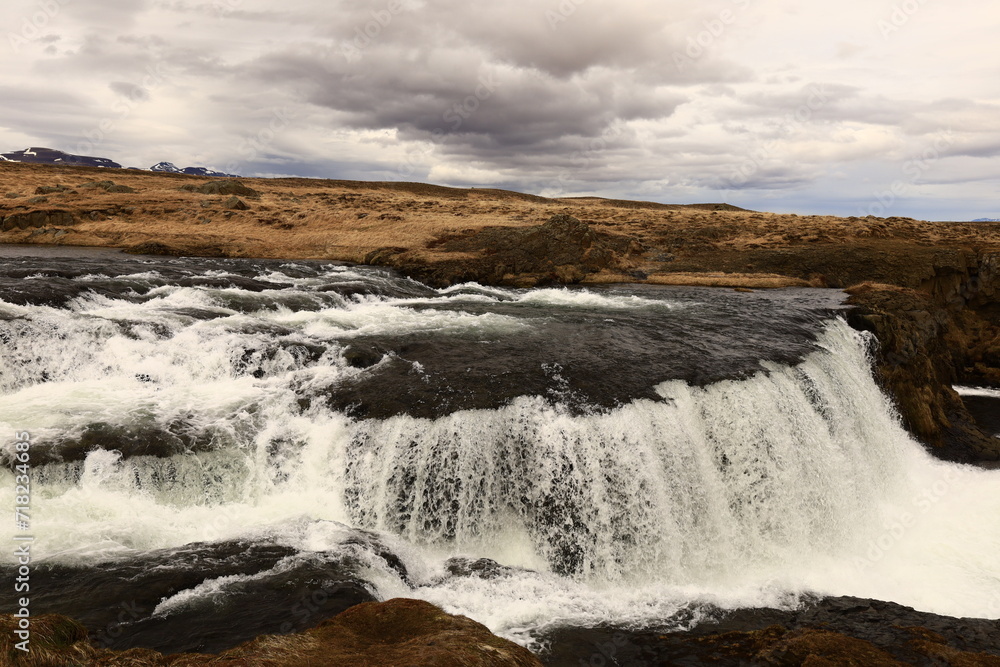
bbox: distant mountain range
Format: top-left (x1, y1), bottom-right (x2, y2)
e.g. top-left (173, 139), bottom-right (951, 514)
top-left (0, 147), bottom-right (238, 177)
top-left (973, 218), bottom-right (1000, 222)
top-left (1, 147), bottom-right (121, 169)
top-left (146, 161), bottom-right (238, 178)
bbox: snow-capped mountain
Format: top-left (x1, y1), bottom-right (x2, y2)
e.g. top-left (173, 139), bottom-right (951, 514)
top-left (973, 218), bottom-right (1000, 222)
top-left (1, 147), bottom-right (121, 168)
top-left (149, 161), bottom-right (238, 177)
top-left (149, 161), bottom-right (183, 173)
top-left (0, 149), bottom-right (239, 177)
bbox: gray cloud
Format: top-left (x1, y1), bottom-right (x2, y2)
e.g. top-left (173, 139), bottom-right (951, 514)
top-left (0, 0), bottom-right (996, 220)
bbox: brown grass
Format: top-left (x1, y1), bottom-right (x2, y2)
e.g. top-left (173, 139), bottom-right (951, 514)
top-left (2, 161), bottom-right (999, 287)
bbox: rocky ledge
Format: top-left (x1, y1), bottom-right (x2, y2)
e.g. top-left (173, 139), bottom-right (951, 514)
top-left (5, 596), bottom-right (1000, 666)
top-left (0, 599), bottom-right (543, 667)
top-left (539, 596), bottom-right (1000, 666)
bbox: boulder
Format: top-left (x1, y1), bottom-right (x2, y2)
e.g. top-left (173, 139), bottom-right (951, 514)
top-left (539, 596), bottom-right (1000, 666)
top-left (181, 180), bottom-right (261, 198)
top-left (34, 185), bottom-right (70, 194)
top-left (223, 598), bottom-right (543, 666)
top-left (77, 180), bottom-right (136, 193)
top-left (0, 209), bottom-right (77, 231)
top-left (0, 599), bottom-right (543, 666)
top-left (224, 196), bottom-right (250, 210)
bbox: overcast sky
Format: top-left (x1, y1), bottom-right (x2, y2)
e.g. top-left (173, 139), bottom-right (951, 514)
top-left (1, 0), bottom-right (998, 219)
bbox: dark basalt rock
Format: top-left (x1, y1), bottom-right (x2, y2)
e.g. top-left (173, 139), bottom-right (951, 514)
top-left (445, 557), bottom-right (521, 580)
top-left (341, 343), bottom-right (386, 369)
top-left (537, 596), bottom-right (1000, 666)
top-left (20, 419), bottom-right (221, 465)
top-left (0, 599), bottom-right (544, 666)
top-left (847, 280), bottom-right (1000, 462)
top-left (0, 535), bottom-right (405, 656)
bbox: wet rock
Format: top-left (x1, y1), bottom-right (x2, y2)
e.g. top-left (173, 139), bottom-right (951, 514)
top-left (847, 282), bottom-right (1000, 462)
top-left (29, 419), bottom-right (218, 464)
top-left (0, 533), bottom-right (409, 655)
top-left (124, 241), bottom-right (185, 256)
top-left (0, 599), bottom-right (543, 666)
top-left (445, 557), bottom-right (521, 579)
top-left (538, 596), bottom-right (1000, 666)
top-left (963, 394), bottom-right (1000, 436)
top-left (341, 343), bottom-right (385, 369)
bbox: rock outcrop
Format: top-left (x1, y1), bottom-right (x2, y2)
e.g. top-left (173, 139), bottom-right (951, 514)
top-left (0, 209), bottom-right (77, 231)
top-left (0, 599), bottom-right (543, 666)
top-left (844, 251), bottom-right (1000, 461)
top-left (539, 596), bottom-right (1000, 666)
top-left (179, 180), bottom-right (261, 199)
top-left (374, 214), bottom-right (644, 287)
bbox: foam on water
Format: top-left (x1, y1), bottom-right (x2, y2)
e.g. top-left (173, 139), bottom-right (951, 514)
top-left (515, 288), bottom-right (680, 310)
top-left (956, 385), bottom-right (1000, 398)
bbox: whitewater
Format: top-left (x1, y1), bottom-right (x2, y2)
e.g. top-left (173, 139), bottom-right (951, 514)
top-left (0, 251), bottom-right (998, 650)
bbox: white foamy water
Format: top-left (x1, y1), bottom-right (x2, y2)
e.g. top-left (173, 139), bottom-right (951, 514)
top-left (1, 269), bottom-right (998, 645)
top-left (956, 385), bottom-right (1000, 398)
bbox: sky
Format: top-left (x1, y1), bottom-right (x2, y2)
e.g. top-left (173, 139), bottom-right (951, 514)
top-left (1, 0), bottom-right (998, 220)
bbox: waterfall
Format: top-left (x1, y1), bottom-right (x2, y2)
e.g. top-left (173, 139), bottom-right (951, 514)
top-left (1, 258), bottom-right (998, 645)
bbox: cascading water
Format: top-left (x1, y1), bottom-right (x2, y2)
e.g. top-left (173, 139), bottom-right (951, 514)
top-left (1, 249), bottom-right (998, 652)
